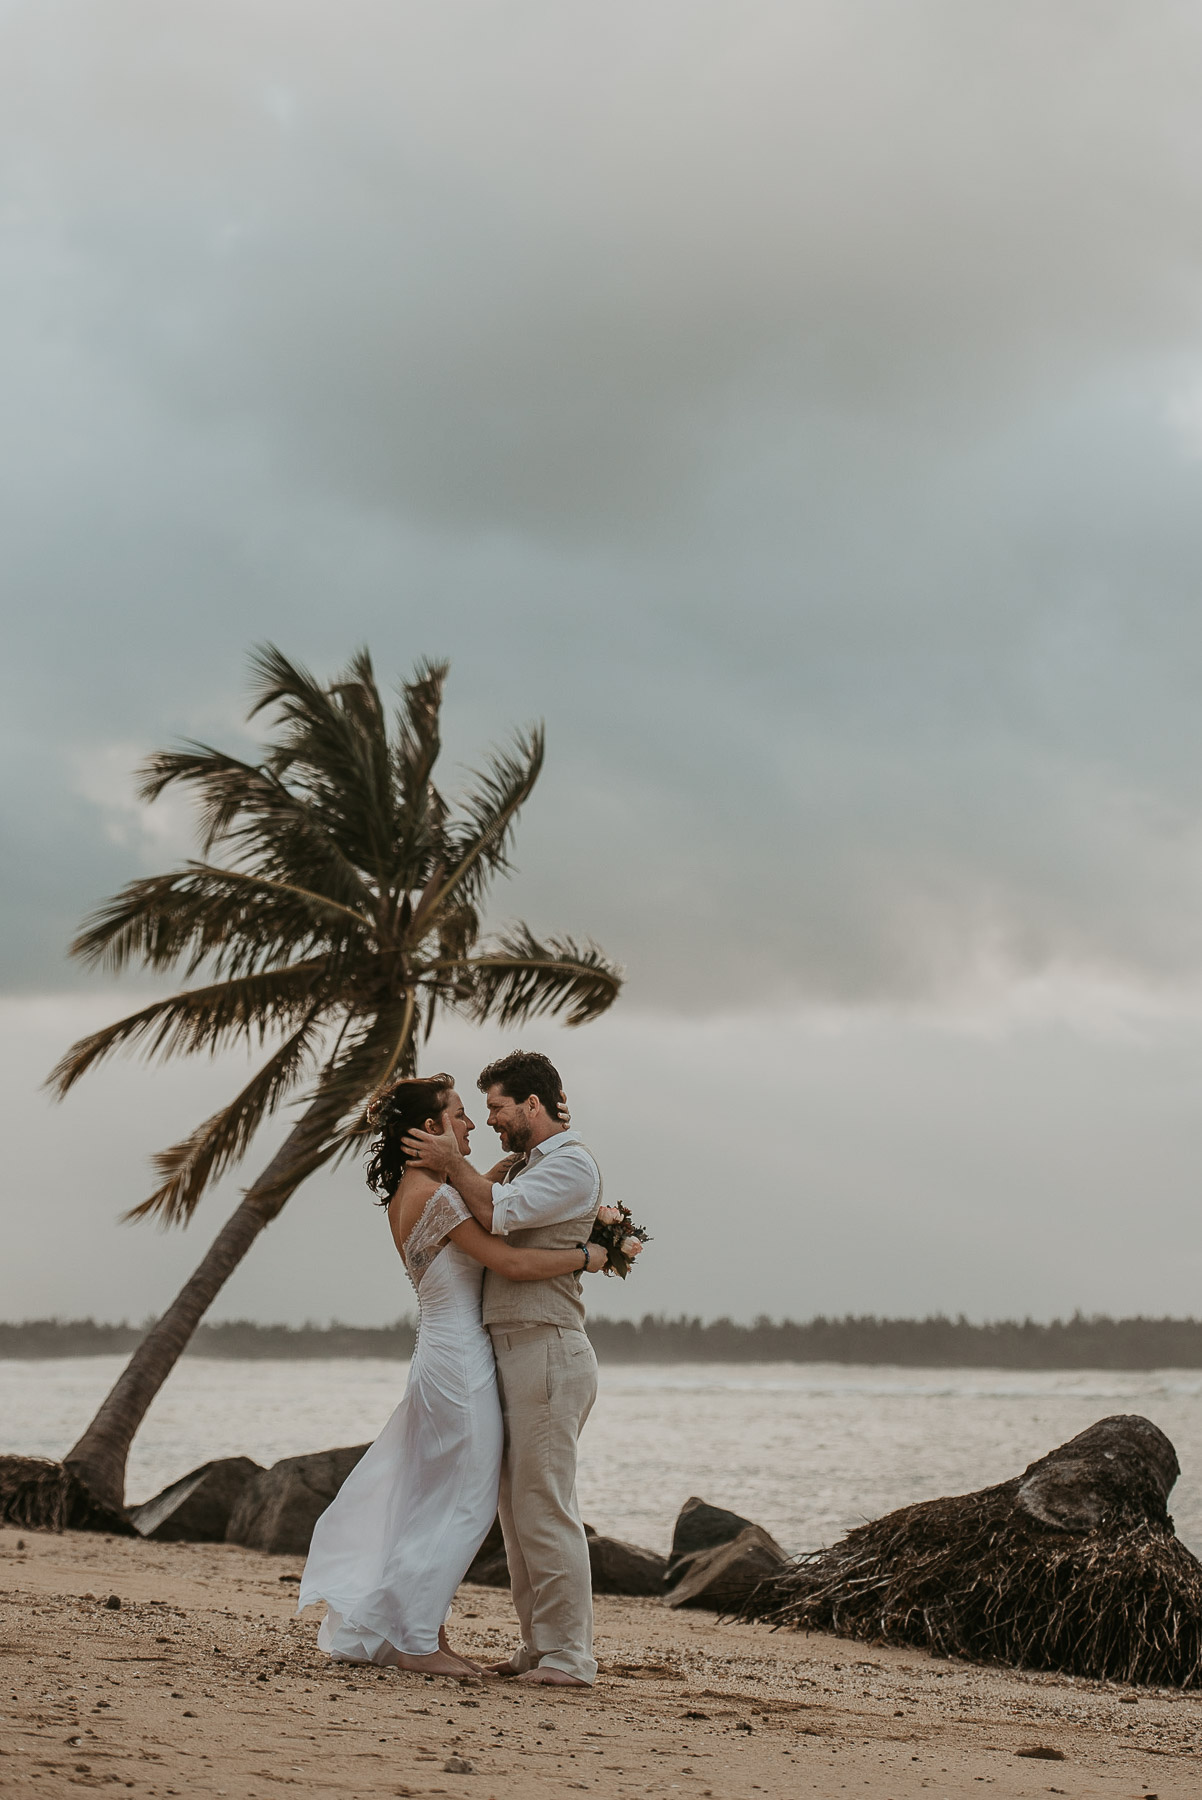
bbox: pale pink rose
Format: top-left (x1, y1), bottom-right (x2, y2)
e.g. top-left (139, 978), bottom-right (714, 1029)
top-left (620, 1236), bottom-right (643, 1258)
top-left (596, 1205), bottom-right (621, 1226)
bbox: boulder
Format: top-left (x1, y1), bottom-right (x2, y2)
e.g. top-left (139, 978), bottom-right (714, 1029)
top-left (461, 1515), bottom-right (667, 1595)
top-left (464, 1515), bottom-right (509, 1587)
top-left (464, 1549), bottom-right (510, 1587)
top-left (130, 1458), bottom-right (264, 1543)
top-left (665, 1523), bottom-right (788, 1612)
top-left (586, 1528), bottom-right (668, 1596)
top-left (665, 1496), bottom-right (760, 1586)
top-left (225, 1445), bottom-right (369, 1555)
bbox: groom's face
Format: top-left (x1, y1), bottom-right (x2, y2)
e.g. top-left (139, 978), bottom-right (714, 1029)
top-left (484, 1084), bottom-right (536, 1152)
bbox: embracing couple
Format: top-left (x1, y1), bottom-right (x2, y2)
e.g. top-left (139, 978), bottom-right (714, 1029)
top-left (298, 1049), bottom-right (608, 1687)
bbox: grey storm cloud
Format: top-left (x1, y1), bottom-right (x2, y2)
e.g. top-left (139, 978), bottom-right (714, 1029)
top-left (8, 0), bottom-right (1202, 525)
top-left (7, 1), bottom-right (1202, 1009)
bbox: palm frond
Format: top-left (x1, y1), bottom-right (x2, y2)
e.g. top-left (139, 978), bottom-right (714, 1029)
top-left (412, 727), bottom-right (544, 929)
top-left (445, 925), bottom-right (624, 1027)
top-left (125, 1015), bottom-right (321, 1225)
top-left (391, 660), bottom-right (449, 885)
top-left (248, 644), bottom-right (398, 883)
top-left (70, 864), bottom-right (370, 980)
top-left (394, 660), bottom-right (448, 812)
top-left (246, 643), bottom-right (343, 741)
top-left (45, 964), bottom-right (329, 1098)
top-left (139, 745), bottom-right (274, 854)
top-left (327, 648), bottom-right (397, 879)
top-left (139, 746), bottom-right (376, 916)
top-left (186, 865), bottom-right (372, 934)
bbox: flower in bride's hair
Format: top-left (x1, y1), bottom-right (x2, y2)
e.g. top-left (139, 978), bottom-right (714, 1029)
top-left (620, 1236), bottom-right (643, 1259)
top-left (596, 1204), bottom-right (621, 1226)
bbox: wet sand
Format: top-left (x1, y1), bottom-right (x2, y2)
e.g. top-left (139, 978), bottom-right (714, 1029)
top-left (1, 1522), bottom-right (1199, 1799)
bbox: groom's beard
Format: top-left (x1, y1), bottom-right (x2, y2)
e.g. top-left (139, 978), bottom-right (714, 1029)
top-left (502, 1120), bottom-right (533, 1154)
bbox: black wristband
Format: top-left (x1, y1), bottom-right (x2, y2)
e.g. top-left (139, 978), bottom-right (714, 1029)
top-left (576, 1241), bottom-right (590, 1271)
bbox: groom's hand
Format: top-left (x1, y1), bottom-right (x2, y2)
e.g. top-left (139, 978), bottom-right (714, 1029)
top-left (401, 1126), bottom-right (461, 1174)
top-left (483, 1152), bottom-right (523, 1182)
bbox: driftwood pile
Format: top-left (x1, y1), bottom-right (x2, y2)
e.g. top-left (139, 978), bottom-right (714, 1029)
top-left (0, 1455), bottom-right (128, 1536)
top-left (742, 1414), bottom-right (1202, 1686)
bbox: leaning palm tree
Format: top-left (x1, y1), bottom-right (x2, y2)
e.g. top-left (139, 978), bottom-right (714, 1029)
top-left (40, 645), bottom-right (621, 1518)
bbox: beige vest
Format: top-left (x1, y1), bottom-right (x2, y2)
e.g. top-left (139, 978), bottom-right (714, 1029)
top-left (482, 1140), bottom-right (602, 1331)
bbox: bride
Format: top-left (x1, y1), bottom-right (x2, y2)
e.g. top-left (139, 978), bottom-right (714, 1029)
top-left (298, 1072), bottom-right (607, 1677)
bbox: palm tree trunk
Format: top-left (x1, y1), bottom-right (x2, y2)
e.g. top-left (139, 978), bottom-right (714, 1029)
top-left (64, 1108), bottom-right (329, 1516)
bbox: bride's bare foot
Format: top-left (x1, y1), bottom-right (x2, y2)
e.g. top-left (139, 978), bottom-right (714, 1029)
top-left (438, 1628), bottom-right (486, 1676)
top-left (448, 1651), bottom-right (488, 1674)
top-left (395, 1649), bottom-right (477, 1677)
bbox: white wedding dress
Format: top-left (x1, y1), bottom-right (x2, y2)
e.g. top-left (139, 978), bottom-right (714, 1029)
top-left (298, 1184), bottom-right (503, 1662)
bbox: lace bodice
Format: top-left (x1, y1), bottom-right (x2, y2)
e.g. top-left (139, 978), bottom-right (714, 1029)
top-left (401, 1183), bottom-right (472, 1289)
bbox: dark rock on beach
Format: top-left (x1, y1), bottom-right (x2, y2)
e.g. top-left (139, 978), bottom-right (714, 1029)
top-left (225, 1445), bottom-right (369, 1555)
top-left (585, 1526), bottom-right (669, 1595)
top-left (463, 1514), bottom-right (668, 1594)
top-left (130, 1457), bottom-right (264, 1543)
top-left (665, 1495), bottom-right (760, 1587)
top-left (464, 1515), bottom-right (509, 1587)
top-left (665, 1522), bottom-right (788, 1611)
top-left (743, 1414), bottom-right (1202, 1686)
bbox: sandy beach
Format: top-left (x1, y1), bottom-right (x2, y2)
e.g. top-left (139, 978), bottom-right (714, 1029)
top-left (2, 1523), bottom-right (1200, 1800)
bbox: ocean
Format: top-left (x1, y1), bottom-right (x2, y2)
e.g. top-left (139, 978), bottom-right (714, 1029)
top-left (6, 1357), bottom-right (1202, 1555)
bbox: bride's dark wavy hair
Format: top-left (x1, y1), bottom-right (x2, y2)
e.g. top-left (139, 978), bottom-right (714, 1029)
top-left (364, 1073), bottom-right (455, 1205)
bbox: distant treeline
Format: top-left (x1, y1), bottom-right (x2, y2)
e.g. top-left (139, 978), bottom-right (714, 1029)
top-left (8, 1312), bottom-right (1202, 1368)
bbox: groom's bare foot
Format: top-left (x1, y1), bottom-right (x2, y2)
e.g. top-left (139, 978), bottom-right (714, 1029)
top-left (485, 1660), bottom-right (522, 1677)
top-left (516, 1667), bottom-right (591, 1687)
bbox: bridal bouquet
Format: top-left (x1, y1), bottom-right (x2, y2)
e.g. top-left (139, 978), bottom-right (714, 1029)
top-left (589, 1202), bottom-right (650, 1279)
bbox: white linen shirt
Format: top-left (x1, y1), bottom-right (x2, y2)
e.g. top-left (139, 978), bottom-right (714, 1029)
top-left (489, 1128), bottom-right (601, 1235)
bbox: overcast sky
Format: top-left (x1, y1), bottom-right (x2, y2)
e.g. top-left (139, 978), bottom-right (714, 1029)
top-left (6, 1), bottom-right (1202, 1328)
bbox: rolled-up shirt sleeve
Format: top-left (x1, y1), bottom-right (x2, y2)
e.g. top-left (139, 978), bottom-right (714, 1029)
top-left (490, 1144), bottom-right (600, 1234)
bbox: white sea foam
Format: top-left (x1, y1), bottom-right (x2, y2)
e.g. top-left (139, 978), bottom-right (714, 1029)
top-left (5, 1358), bottom-right (1201, 1557)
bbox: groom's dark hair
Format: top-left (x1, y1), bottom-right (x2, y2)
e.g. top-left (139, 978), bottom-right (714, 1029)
top-left (477, 1049), bottom-right (562, 1117)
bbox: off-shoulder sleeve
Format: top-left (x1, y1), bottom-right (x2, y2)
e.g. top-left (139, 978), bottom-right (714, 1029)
top-left (402, 1184), bottom-right (472, 1288)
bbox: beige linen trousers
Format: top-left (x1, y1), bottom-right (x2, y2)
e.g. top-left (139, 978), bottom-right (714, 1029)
top-left (490, 1322), bottom-right (599, 1683)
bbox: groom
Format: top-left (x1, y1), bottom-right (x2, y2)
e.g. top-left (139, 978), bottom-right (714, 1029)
top-left (404, 1048), bottom-right (602, 1687)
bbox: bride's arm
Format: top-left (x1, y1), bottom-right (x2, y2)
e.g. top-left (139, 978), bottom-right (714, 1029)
top-left (481, 1153), bottom-right (522, 1182)
top-left (448, 1218), bottom-right (607, 1279)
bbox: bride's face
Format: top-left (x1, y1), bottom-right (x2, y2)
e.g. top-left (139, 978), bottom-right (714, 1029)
top-left (435, 1090), bottom-right (474, 1154)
